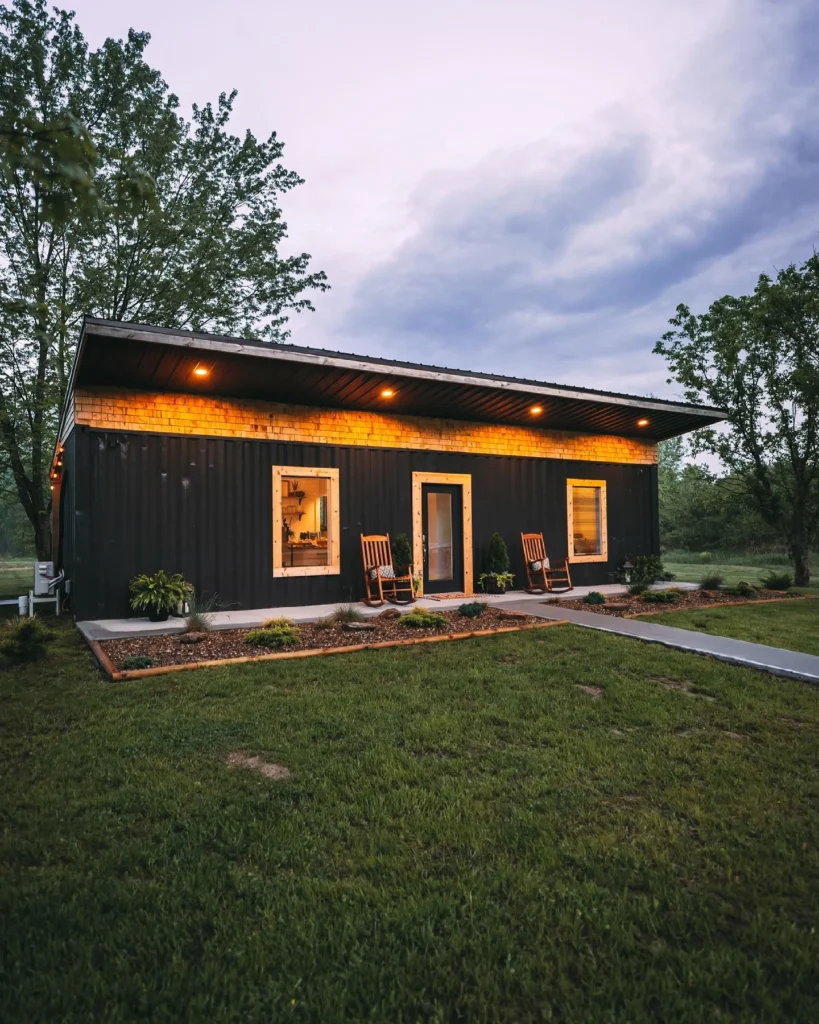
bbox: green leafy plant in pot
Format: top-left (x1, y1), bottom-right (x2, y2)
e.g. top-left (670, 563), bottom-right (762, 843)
top-left (129, 570), bottom-right (192, 622)
top-left (478, 532), bottom-right (514, 594)
top-left (391, 533), bottom-right (412, 577)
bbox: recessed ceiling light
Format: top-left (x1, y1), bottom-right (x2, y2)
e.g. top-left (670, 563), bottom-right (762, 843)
top-left (530, 405), bottom-right (543, 415)
top-left (381, 388), bottom-right (395, 398)
top-left (193, 364), bottom-right (209, 377)
top-left (637, 418), bottom-right (649, 427)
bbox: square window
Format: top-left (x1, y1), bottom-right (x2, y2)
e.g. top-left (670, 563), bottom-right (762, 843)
top-left (272, 466), bottom-right (340, 577)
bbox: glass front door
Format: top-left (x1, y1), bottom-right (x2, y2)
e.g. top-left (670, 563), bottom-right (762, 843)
top-left (422, 484), bottom-right (464, 594)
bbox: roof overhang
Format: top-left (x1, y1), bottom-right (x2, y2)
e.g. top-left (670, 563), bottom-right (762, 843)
top-left (64, 318), bottom-right (727, 442)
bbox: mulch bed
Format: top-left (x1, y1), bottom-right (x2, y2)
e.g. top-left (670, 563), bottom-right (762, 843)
top-left (101, 605), bottom-right (544, 670)
top-left (550, 588), bottom-right (804, 617)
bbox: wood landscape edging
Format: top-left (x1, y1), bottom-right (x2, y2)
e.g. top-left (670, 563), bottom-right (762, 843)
top-left (85, 620), bottom-right (569, 682)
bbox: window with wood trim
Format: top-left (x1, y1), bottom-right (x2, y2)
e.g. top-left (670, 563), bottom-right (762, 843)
top-left (272, 466), bottom-right (340, 577)
top-left (566, 478), bottom-right (608, 563)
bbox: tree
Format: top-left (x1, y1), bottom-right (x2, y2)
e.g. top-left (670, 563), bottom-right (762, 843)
top-left (658, 439), bottom-right (775, 552)
top-left (0, 0), bottom-right (328, 557)
top-left (654, 254), bottom-right (819, 584)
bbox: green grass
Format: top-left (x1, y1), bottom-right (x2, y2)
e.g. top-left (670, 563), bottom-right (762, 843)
top-left (2, 620), bottom-right (819, 1022)
top-left (0, 557), bottom-right (31, 599)
top-left (637, 598), bottom-right (819, 657)
top-left (663, 549), bottom-right (792, 567)
top-left (662, 549), bottom-right (819, 593)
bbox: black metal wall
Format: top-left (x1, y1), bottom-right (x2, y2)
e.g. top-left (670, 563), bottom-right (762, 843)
top-left (64, 426), bottom-right (659, 620)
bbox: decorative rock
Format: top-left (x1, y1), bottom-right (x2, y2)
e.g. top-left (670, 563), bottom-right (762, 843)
top-left (179, 632), bottom-right (208, 644)
top-left (606, 603), bottom-right (631, 611)
top-left (377, 608), bottom-right (402, 619)
top-left (342, 621), bottom-right (377, 632)
top-left (498, 609), bottom-right (528, 619)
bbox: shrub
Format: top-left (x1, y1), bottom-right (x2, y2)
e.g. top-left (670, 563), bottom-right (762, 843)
top-left (391, 533), bottom-right (412, 575)
top-left (760, 571), bottom-right (793, 592)
top-left (485, 532), bottom-right (510, 574)
top-left (698, 551), bottom-right (713, 563)
top-left (613, 554), bottom-right (671, 587)
top-left (458, 601), bottom-right (487, 618)
top-left (399, 608), bottom-right (448, 629)
top-left (245, 622), bottom-right (300, 648)
top-left (129, 570), bottom-right (191, 615)
top-left (700, 574), bottom-right (724, 591)
top-left (121, 655), bottom-right (154, 670)
top-left (183, 591), bottom-right (227, 633)
top-left (641, 590), bottom-right (679, 604)
top-left (726, 581), bottom-right (757, 599)
top-left (0, 617), bottom-right (54, 663)
top-left (184, 610), bottom-right (212, 633)
top-left (632, 554), bottom-right (672, 585)
top-left (582, 591), bottom-right (607, 605)
top-left (627, 583), bottom-right (647, 596)
top-left (329, 604), bottom-right (366, 624)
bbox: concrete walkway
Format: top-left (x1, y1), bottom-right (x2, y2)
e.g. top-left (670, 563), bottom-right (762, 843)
top-left (503, 600), bottom-right (819, 684)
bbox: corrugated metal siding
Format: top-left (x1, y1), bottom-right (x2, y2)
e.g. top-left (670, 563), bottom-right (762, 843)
top-left (69, 426), bottom-right (659, 619)
top-left (56, 430), bottom-right (76, 580)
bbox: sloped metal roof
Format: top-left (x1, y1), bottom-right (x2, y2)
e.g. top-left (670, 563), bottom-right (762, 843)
top-left (68, 317), bottom-right (726, 441)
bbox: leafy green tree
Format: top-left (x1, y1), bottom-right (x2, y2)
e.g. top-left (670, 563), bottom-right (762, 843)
top-left (655, 255), bottom-right (819, 584)
top-left (0, 0), bottom-right (327, 557)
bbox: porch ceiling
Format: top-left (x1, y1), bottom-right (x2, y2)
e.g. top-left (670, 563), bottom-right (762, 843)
top-left (72, 319), bottom-right (727, 441)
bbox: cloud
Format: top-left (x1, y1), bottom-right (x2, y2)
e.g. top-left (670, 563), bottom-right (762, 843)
top-left (336, 0), bottom-right (819, 397)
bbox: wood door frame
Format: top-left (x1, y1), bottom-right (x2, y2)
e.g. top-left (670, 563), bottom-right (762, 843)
top-left (412, 472), bottom-right (472, 596)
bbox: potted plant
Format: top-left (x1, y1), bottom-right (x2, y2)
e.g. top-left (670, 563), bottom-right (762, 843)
top-left (129, 570), bottom-right (192, 622)
top-left (478, 532), bottom-right (515, 594)
top-left (391, 533), bottom-right (413, 577)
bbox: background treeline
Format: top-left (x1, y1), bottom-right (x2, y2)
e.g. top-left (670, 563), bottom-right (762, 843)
top-left (658, 437), bottom-right (781, 554)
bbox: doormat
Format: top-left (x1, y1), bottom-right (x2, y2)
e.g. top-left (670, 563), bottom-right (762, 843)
top-left (424, 592), bottom-right (480, 601)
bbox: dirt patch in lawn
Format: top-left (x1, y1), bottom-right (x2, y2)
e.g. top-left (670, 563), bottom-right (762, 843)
top-left (227, 752), bottom-right (290, 780)
top-left (649, 675), bottom-right (716, 700)
top-left (575, 684), bottom-right (603, 698)
top-left (102, 606), bottom-right (545, 671)
top-left (552, 588), bottom-right (805, 618)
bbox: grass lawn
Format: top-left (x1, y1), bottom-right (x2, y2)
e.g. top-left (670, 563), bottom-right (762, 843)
top-left (637, 597), bottom-right (819, 657)
top-left (663, 551), bottom-right (819, 593)
top-left (2, 621), bottom-right (818, 1022)
top-left (0, 557), bottom-right (31, 599)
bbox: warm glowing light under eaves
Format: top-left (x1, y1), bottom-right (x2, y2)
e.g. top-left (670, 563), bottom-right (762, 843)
top-left (380, 388), bottom-right (395, 398)
top-left (530, 405), bottom-right (543, 415)
top-left (193, 365), bottom-right (209, 377)
top-left (637, 418), bottom-right (649, 426)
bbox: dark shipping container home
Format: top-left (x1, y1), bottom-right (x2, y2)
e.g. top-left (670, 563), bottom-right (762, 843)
top-left (51, 319), bottom-right (726, 621)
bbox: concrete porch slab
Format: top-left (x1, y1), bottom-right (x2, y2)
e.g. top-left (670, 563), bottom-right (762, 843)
top-left (77, 582), bottom-right (680, 642)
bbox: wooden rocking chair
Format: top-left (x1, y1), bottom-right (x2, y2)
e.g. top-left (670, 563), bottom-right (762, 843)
top-left (361, 533), bottom-right (416, 606)
top-left (521, 533), bottom-right (572, 593)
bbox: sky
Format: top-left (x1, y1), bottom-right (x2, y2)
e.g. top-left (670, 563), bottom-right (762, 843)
top-left (71, 0), bottom-right (819, 401)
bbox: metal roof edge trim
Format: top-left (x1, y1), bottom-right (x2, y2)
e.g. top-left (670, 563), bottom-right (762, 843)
top-left (82, 320), bottom-right (727, 422)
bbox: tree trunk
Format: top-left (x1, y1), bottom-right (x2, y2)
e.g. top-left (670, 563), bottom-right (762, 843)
top-left (33, 512), bottom-right (52, 561)
top-left (789, 540), bottom-right (811, 587)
